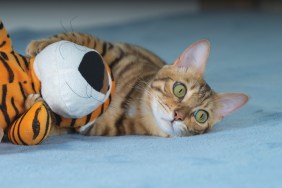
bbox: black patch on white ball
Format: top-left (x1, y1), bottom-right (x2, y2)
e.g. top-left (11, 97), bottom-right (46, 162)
top-left (79, 51), bottom-right (105, 92)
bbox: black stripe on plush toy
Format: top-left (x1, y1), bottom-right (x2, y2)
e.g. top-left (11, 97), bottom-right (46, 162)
top-left (0, 52), bottom-right (8, 60)
top-left (79, 51), bottom-right (106, 92)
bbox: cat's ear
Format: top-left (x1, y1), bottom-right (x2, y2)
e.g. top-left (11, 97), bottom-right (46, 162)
top-left (173, 39), bottom-right (211, 76)
top-left (213, 93), bottom-right (249, 123)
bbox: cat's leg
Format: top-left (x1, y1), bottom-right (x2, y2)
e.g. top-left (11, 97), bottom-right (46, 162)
top-left (81, 107), bottom-right (122, 136)
top-left (83, 110), bottom-right (150, 136)
top-left (25, 33), bottom-right (124, 70)
top-left (8, 97), bottom-right (52, 145)
top-left (25, 93), bottom-right (43, 109)
top-left (82, 116), bottom-right (116, 136)
top-left (0, 127), bottom-right (3, 143)
top-left (82, 103), bottom-right (145, 136)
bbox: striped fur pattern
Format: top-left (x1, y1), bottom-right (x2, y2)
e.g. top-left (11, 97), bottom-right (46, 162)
top-left (0, 20), bottom-right (115, 145)
top-left (8, 100), bottom-right (51, 145)
top-left (0, 20), bottom-right (48, 144)
top-left (27, 33), bottom-right (249, 137)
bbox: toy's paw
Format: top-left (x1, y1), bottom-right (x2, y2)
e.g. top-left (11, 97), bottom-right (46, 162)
top-left (9, 100), bottom-right (51, 145)
top-left (0, 127), bottom-right (3, 143)
top-left (26, 39), bottom-right (52, 57)
top-left (25, 94), bottom-right (43, 109)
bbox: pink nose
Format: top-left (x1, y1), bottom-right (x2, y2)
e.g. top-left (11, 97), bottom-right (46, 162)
top-left (174, 111), bottom-right (184, 121)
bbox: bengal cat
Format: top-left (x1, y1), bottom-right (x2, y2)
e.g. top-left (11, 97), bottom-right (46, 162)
top-left (26, 33), bottom-right (249, 137)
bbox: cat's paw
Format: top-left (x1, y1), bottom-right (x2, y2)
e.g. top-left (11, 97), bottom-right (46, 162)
top-left (26, 40), bottom-right (51, 57)
top-left (25, 94), bottom-right (43, 109)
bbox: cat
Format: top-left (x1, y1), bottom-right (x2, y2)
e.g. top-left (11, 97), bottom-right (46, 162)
top-left (26, 33), bottom-right (249, 137)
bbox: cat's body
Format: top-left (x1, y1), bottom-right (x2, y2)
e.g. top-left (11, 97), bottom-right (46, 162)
top-left (26, 33), bottom-right (248, 137)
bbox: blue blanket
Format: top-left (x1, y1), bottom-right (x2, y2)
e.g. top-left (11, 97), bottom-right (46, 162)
top-left (1, 11), bottom-right (282, 188)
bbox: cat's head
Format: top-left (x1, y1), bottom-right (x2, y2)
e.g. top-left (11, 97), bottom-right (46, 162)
top-left (148, 40), bottom-right (249, 136)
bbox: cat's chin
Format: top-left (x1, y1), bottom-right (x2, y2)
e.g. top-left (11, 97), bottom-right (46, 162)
top-left (156, 118), bottom-right (190, 137)
top-left (157, 118), bottom-right (175, 136)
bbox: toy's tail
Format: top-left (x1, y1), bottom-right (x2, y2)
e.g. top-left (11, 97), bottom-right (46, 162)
top-left (0, 19), bottom-right (13, 52)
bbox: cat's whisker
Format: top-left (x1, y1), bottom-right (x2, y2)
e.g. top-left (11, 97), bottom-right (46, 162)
top-left (60, 19), bottom-right (68, 33)
top-left (135, 79), bottom-right (169, 112)
top-left (69, 16), bottom-right (78, 33)
top-left (141, 88), bottom-right (171, 115)
top-left (135, 79), bottom-right (172, 114)
top-left (22, 30), bottom-right (247, 140)
top-left (180, 125), bottom-right (189, 136)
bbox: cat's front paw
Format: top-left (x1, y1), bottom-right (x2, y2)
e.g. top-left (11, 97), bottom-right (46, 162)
top-left (26, 40), bottom-right (51, 57)
top-left (25, 94), bottom-right (43, 109)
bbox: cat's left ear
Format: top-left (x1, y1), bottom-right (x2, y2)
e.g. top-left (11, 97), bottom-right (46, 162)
top-left (213, 93), bottom-right (249, 123)
top-left (173, 39), bottom-right (211, 76)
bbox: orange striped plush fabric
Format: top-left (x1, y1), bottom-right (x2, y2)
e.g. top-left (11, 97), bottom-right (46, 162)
top-left (0, 20), bottom-right (115, 145)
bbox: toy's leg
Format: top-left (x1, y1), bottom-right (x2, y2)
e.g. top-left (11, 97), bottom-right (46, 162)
top-left (8, 100), bottom-right (52, 145)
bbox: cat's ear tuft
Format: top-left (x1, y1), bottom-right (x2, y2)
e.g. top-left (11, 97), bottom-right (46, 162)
top-left (213, 93), bottom-right (249, 123)
top-left (174, 39), bottom-right (211, 76)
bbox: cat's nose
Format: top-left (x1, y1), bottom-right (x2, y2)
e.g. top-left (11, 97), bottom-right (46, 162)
top-left (174, 110), bottom-right (185, 121)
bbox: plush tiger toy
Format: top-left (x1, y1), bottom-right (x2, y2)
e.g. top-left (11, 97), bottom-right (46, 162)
top-left (0, 20), bottom-right (115, 145)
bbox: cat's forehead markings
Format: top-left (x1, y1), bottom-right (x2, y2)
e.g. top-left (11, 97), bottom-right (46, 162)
top-left (199, 82), bottom-right (212, 94)
top-left (189, 83), bottom-right (197, 90)
top-left (197, 90), bottom-right (214, 108)
top-left (154, 76), bottom-right (173, 82)
top-left (202, 100), bottom-right (213, 109)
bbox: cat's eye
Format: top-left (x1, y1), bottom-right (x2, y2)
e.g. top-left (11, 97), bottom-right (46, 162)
top-left (173, 82), bottom-right (187, 98)
top-left (194, 110), bottom-right (209, 123)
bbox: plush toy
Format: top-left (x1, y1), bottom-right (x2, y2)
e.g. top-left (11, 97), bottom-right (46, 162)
top-left (0, 20), bottom-right (115, 145)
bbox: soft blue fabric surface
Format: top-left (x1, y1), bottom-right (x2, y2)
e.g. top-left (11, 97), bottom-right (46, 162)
top-left (1, 11), bottom-right (282, 188)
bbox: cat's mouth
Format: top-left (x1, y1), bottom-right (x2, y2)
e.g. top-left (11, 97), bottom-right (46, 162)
top-left (161, 117), bottom-right (174, 123)
top-left (151, 98), bottom-right (190, 136)
top-left (157, 117), bottom-right (175, 135)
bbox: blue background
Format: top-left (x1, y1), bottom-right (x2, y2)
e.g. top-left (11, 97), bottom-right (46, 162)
top-left (1, 11), bottom-right (282, 188)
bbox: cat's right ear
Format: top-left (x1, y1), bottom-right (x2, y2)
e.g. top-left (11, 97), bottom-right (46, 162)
top-left (173, 39), bottom-right (211, 76)
top-left (213, 93), bottom-right (249, 124)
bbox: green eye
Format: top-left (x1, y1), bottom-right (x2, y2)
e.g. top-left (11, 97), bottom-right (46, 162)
top-left (194, 110), bottom-right (209, 123)
top-left (173, 82), bottom-right (187, 98)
